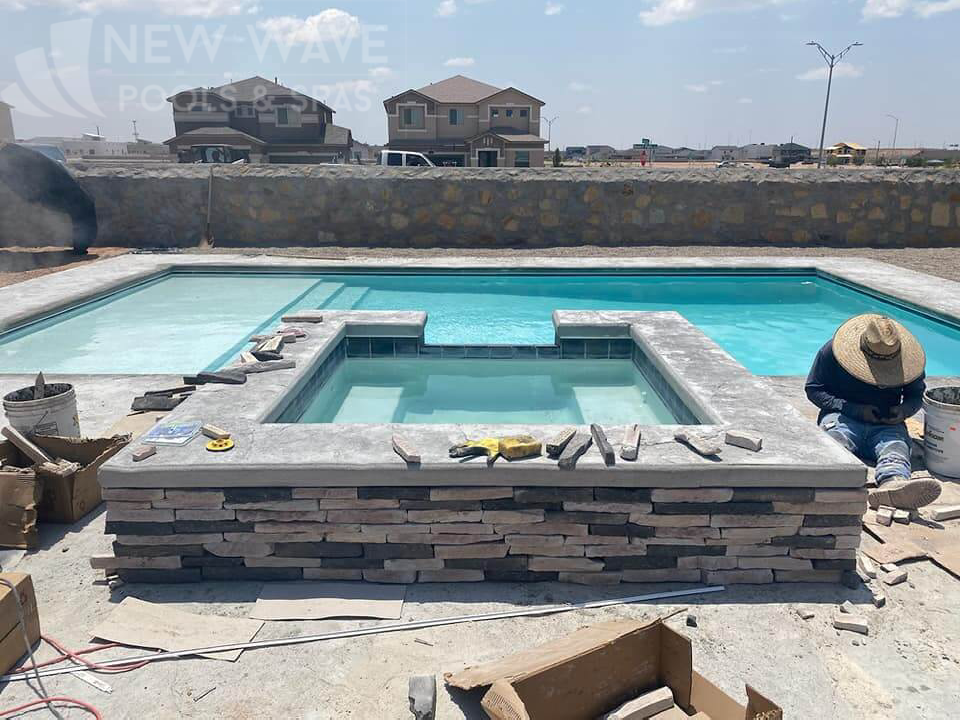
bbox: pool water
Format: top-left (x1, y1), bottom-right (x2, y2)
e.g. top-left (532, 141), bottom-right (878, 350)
top-left (2, 271), bottom-right (959, 376)
top-left (295, 359), bottom-right (680, 425)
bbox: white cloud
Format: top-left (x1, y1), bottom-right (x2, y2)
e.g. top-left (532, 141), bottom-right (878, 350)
top-left (444, 56), bottom-right (475, 67)
top-left (568, 81), bottom-right (590, 92)
top-left (576, 105), bottom-right (592, 114)
top-left (684, 83), bottom-right (708, 92)
top-left (258, 9), bottom-right (361, 45)
top-left (863, 0), bottom-right (960, 16)
top-left (436, 0), bottom-right (457, 16)
top-left (0, 0), bottom-right (259, 16)
top-left (369, 66), bottom-right (394, 79)
top-left (638, 0), bottom-right (796, 26)
top-left (796, 62), bottom-right (863, 81)
top-left (737, 97), bottom-right (753, 103)
top-left (545, 2), bottom-right (564, 14)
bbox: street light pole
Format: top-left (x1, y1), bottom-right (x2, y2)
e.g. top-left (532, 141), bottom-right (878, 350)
top-left (541, 115), bottom-right (558, 152)
top-left (886, 114), bottom-right (899, 151)
top-left (806, 41), bottom-right (862, 168)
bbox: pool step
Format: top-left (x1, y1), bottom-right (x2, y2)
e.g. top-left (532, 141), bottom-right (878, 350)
top-left (288, 282), bottom-right (344, 312)
top-left (324, 285), bottom-right (370, 310)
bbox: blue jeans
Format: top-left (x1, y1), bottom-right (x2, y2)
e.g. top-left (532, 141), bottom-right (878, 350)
top-left (819, 412), bottom-right (912, 483)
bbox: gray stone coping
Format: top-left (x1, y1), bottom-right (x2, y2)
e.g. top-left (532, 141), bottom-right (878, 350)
top-left (4, 252), bottom-right (960, 336)
top-left (98, 309), bottom-right (864, 490)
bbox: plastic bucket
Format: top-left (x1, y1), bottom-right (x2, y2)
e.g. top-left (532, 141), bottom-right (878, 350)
top-left (923, 386), bottom-right (960, 478)
top-left (2, 383), bottom-right (81, 438)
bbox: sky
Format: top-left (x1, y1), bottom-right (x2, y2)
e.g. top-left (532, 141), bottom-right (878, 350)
top-left (1, 0), bottom-right (958, 151)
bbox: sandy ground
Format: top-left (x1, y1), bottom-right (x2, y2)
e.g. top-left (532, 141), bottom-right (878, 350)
top-left (0, 247), bottom-right (128, 289)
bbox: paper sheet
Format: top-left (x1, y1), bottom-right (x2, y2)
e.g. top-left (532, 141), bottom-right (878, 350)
top-left (250, 582), bottom-right (406, 621)
top-left (90, 597), bottom-right (264, 661)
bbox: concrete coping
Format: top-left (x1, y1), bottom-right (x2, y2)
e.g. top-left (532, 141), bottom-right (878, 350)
top-left (99, 309), bottom-right (865, 489)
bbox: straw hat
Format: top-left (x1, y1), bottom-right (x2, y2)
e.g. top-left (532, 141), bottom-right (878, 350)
top-left (832, 314), bottom-right (925, 387)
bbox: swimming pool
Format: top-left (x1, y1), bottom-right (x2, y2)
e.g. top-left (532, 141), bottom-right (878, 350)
top-left (2, 270), bottom-right (959, 376)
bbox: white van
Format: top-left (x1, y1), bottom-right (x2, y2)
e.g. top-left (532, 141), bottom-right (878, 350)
top-left (377, 150), bottom-right (436, 167)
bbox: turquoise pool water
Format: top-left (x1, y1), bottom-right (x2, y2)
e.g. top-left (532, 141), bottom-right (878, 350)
top-left (1, 271), bottom-right (959, 376)
top-left (296, 359), bottom-right (679, 425)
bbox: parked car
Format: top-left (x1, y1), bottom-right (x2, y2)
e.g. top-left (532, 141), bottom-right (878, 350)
top-left (376, 150), bottom-right (436, 167)
top-left (715, 160), bottom-right (737, 169)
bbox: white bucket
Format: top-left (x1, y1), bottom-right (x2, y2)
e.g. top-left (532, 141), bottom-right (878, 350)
top-left (2, 383), bottom-right (81, 438)
top-left (923, 386), bottom-right (960, 478)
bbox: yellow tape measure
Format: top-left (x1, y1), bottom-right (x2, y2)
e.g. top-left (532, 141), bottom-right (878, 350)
top-left (206, 438), bottom-right (235, 452)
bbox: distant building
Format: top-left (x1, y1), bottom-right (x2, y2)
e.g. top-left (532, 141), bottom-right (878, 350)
top-left (737, 143), bottom-right (776, 161)
top-left (826, 142), bottom-right (867, 164)
top-left (774, 142), bottom-right (812, 164)
top-left (26, 133), bottom-right (129, 158)
top-left (383, 74), bottom-right (547, 167)
top-left (564, 146), bottom-right (586, 159)
top-left (585, 145), bottom-right (616, 160)
top-left (0, 101), bottom-right (13, 142)
top-left (126, 138), bottom-right (171, 160)
top-left (709, 145), bottom-right (738, 161)
top-left (165, 76), bottom-right (353, 164)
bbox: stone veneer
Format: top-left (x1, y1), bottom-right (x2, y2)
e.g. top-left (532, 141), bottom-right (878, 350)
top-left (4, 165), bottom-right (958, 248)
top-left (96, 485), bottom-right (864, 585)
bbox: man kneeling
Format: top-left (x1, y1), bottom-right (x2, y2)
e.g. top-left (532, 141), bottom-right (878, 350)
top-left (806, 313), bottom-right (941, 510)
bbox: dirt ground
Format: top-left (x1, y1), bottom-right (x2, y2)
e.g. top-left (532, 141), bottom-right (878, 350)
top-left (0, 246), bottom-right (128, 288)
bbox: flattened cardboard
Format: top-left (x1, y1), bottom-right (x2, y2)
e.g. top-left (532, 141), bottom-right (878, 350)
top-left (33, 434), bottom-right (129, 523)
top-left (446, 619), bottom-right (782, 720)
top-left (250, 582), bottom-right (406, 621)
top-left (0, 466), bottom-right (40, 549)
top-left (0, 572), bottom-right (40, 674)
top-left (90, 597), bottom-right (262, 662)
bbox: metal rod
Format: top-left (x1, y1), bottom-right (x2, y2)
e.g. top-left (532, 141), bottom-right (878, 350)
top-left (1, 585), bottom-right (724, 683)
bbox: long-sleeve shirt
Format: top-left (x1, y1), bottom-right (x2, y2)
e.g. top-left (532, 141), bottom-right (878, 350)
top-left (804, 340), bottom-right (926, 423)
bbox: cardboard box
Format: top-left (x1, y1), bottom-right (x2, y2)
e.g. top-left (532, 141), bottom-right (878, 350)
top-left (1, 435), bottom-right (129, 525)
top-left (0, 572), bottom-right (40, 675)
top-left (445, 619), bottom-right (781, 720)
top-left (0, 447), bottom-right (41, 549)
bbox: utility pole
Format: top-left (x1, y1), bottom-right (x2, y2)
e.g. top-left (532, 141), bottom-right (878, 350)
top-left (541, 115), bottom-right (558, 152)
top-left (132, 120), bottom-right (140, 142)
top-left (886, 114), bottom-right (899, 153)
top-left (806, 41), bottom-right (863, 168)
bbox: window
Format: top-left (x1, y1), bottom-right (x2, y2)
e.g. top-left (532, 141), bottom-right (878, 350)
top-left (520, 108), bottom-right (528, 118)
top-left (386, 152), bottom-right (403, 166)
top-left (400, 106), bottom-right (425, 129)
top-left (235, 105), bottom-right (255, 118)
top-left (276, 107), bottom-right (289, 125)
top-left (506, 109), bottom-right (513, 117)
top-left (406, 155), bottom-right (430, 166)
top-left (449, 108), bottom-right (462, 125)
top-left (515, 151), bottom-right (530, 168)
top-left (491, 108), bottom-right (499, 118)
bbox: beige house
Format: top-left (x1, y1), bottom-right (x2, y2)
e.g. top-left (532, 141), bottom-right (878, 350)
top-left (383, 75), bottom-right (547, 167)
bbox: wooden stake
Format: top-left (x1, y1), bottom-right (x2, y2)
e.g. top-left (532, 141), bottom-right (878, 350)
top-left (558, 433), bottom-right (592, 470)
top-left (1, 426), bottom-right (54, 464)
top-left (546, 427), bottom-right (576, 458)
top-left (34, 372), bottom-right (45, 400)
top-left (620, 424), bottom-right (641, 461)
top-left (590, 424), bottom-right (616, 466)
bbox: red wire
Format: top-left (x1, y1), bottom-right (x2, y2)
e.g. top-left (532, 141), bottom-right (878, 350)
top-left (0, 696), bottom-right (102, 719)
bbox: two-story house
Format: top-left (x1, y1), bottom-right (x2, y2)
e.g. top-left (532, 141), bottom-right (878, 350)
top-left (164, 76), bottom-right (352, 164)
top-left (383, 75), bottom-right (547, 167)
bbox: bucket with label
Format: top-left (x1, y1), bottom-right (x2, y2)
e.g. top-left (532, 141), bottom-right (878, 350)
top-left (3, 374), bottom-right (81, 438)
top-left (923, 386), bottom-right (960, 478)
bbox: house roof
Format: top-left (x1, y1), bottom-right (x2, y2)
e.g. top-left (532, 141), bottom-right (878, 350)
top-left (163, 126), bottom-right (266, 146)
top-left (468, 128), bottom-right (547, 145)
top-left (167, 76), bottom-right (335, 113)
top-left (830, 142), bottom-right (866, 150)
top-left (416, 75), bottom-right (502, 103)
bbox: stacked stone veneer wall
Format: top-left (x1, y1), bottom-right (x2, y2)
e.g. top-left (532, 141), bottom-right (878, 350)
top-left (97, 485), bottom-right (865, 584)
top-left (5, 165), bottom-right (959, 248)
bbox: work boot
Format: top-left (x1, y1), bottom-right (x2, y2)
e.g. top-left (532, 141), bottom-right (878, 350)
top-left (868, 477), bottom-right (941, 510)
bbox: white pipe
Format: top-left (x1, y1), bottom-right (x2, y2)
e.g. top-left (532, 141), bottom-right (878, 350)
top-left (2, 585), bottom-right (724, 682)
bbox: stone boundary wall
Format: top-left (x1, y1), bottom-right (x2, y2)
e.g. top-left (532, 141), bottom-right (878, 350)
top-left (4, 165), bottom-right (959, 248)
top-left (93, 485), bottom-right (865, 585)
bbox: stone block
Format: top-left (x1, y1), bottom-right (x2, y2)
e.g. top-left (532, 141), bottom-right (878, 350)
top-left (430, 488), bottom-right (513, 501)
top-left (223, 488), bottom-right (291, 503)
top-left (677, 556), bottom-right (737, 570)
top-left (779, 504), bottom-right (865, 516)
top-left (505, 534), bottom-right (564, 546)
top-left (738, 557), bottom-right (813, 570)
top-left (425, 534), bottom-right (504, 545)
top-left (434, 543), bottom-right (509, 559)
top-left (720, 527), bottom-right (797, 542)
top-left (563, 502), bottom-right (651, 514)
top-left (326, 510), bottom-right (408, 524)
top-left (408, 510), bottom-right (483, 524)
top-left (508, 544), bottom-right (585, 557)
top-left (444, 558), bottom-right (527, 571)
top-left (724, 431), bottom-right (762, 452)
top-left (107, 508), bottom-right (175, 523)
top-left (514, 488), bottom-right (594, 503)
top-left (274, 542), bottom-right (363, 558)
top-left (601, 686), bottom-right (674, 719)
top-left (710, 515), bottom-right (802, 528)
top-left (650, 489), bottom-right (733, 503)
top-left (564, 535), bottom-right (628, 545)
top-left (418, 569), bottom-right (484, 582)
top-left (627, 514), bottom-right (709, 527)
top-left (791, 548), bottom-right (855, 560)
top-left (584, 545), bottom-right (649, 557)
top-left (102, 488), bottom-right (165, 502)
top-left (602, 556), bottom-right (677, 570)
top-left (930, 505), bottom-right (960, 522)
top-left (314, 499), bottom-right (399, 509)
top-left (882, 568), bottom-right (908, 585)
top-left (320, 558), bottom-right (385, 569)
top-left (176, 509), bottom-right (236, 521)
top-left (731, 488), bottom-right (814, 503)
top-left (174, 521), bottom-right (253, 534)
top-left (559, 571), bottom-right (623, 585)
top-left (594, 488), bottom-right (652, 503)
top-left (653, 526), bottom-right (721, 539)
top-left (362, 569), bottom-right (416, 584)
top-left (647, 544), bottom-right (725, 557)
top-left (724, 545), bottom-right (788, 557)
top-left (325, 531), bottom-right (388, 544)
top-left (203, 541), bottom-right (274, 558)
top-left (106, 521), bottom-right (176, 536)
top-left (364, 543), bottom-right (433, 559)
top-left (495, 522), bottom-right (588, 536)
top-left (235, 511), bottom-right (328, 522)
top-left (252, 522), bottom-right (342, 534)
top-left (116, 569), bottom-right (202, 583)
top-left (591, 524), bottom-right (656, 538)
top-left (182, 555), bottom-right (244, 567)
top-left (430, 523), bottom-right (496, 535)
top-left (528, 557), bottom-right (604, 572)
top-left (812, 559), bottom-right (857, 570)
top-left (703, 569), bottom-right (773, 585)
top-left (775, 570), bottom-right (843, 582)
top-left (545, 511), bottom-right (629, 525)
top-left (105, 501), bottom-right (153, 511)
top-left (154, 490), bottom-right (225, 509)
top-left (114, 543), bottom-right (205, 557)
top-left (799, 525), bottom-right (861, 536)
top-left (303, 568), bottom-right (364, 581)
top-left (225, 532), bottom-right (324, 543)
top-left (203, 567), bottom-right (302, 581)
top-left (876, 507), bottom-right (894, 526)
top-left (833, 615), bottom-right (869, 634)
top-left (656, 502), bottom-right (772, 515)
top-left (620, 569), bottom-right (701, 583)
top-left (387, 534), bottom-right (437, 544)
top-left (245, 557), bottom-right (326, 567)
top-left (359, 487), bottom-right (428, 500)
top-left (833, 536), bottom-right (861, 549)
top-left (90, 555), bottom-right (181, 570)
top-left (770, 534), bottom-right (836, 548)
top-left (645, 537), bottom-right (706, 546)
top-left (291, 488), bottom-right (358, 499)
top-left (814, 489), bottom-right (868, 503)
top-left (384, 559), bottom-right (444, 571)
top-left (481, 510), bottom-right (545, 524)
top-left (225, 500), bottom-right (320, 512)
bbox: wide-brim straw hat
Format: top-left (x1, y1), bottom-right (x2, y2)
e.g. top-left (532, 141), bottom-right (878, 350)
top-left (832, 314), bottom-right (925, 387)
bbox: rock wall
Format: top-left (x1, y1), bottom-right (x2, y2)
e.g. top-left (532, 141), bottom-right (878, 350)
top-left (94, 485), bottom-right (864, 584)
top-left (8, 164), bottom-right (960, 248)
